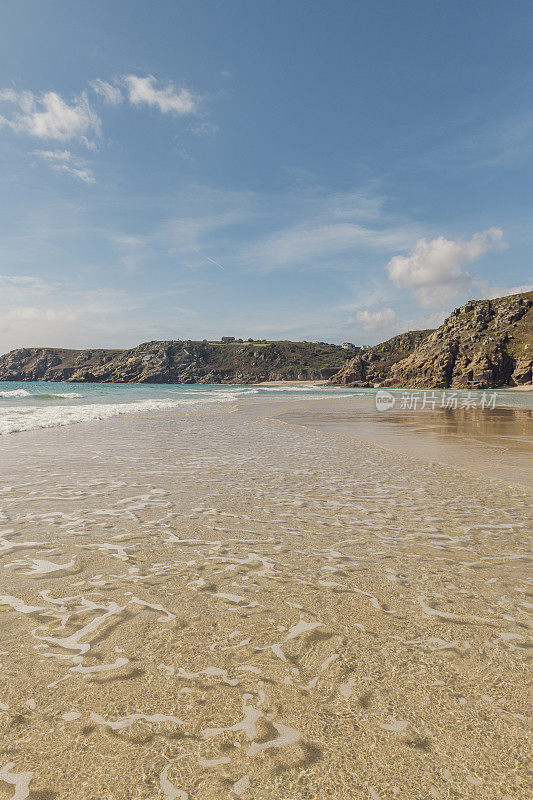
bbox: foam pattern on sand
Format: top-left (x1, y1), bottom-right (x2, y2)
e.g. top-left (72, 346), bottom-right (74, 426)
top-left (0, 407), bottom-right (531, 799)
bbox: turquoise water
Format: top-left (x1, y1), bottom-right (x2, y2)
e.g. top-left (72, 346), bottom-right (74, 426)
top-left (0, 380), bottom-right (363, 407)
top-left (0, 380), bottom-right (531, 434)
top-left (0, 381), bottom-right (363, 434)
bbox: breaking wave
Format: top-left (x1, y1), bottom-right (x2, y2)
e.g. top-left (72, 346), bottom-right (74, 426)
top-left (0, 389), bottom-right (84, 399)
top-left (0, 392), bottom-right (243, 435)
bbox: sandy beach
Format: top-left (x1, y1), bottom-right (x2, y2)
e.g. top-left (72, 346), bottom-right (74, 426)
top-left (0, 396), bottom-right (531, 800)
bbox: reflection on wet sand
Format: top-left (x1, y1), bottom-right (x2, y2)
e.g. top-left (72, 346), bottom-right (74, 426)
top-left (0, 397), bottom-right (531, 799)
top-left (280, 398), bottom-right (533, 487)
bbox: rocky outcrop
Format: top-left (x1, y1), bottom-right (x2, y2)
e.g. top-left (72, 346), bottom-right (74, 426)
top-left (0, 340), bottom-right (351, 384)
top-left (384, 292), bottom-right (532, 388)
top-left (330, 291), bottom-right (533, 389)
top-left (329, 329), bottom-right (434, 387)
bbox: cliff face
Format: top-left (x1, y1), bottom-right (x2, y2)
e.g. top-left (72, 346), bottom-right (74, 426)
top-left (329, 330), bottom-right (434, 387)
top-left (330, 291), bottom-right (533, 389)
top-left (0, 340), bottom-right (351, 384)
top-left (384, 291), bottom-right (533, 388)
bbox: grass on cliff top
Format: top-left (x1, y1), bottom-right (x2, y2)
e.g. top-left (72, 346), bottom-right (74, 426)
top-left (207, 341), bottom-right (269, 347)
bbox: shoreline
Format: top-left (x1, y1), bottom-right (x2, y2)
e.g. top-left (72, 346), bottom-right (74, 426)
top-left (255, 379), bottom-right (328, 386)
top-left (1, 390), bottom-right (531, 485)
top-left (258, 379), bottom-right (533, 393)
top-left (1, 375), bottom-right (532, 389)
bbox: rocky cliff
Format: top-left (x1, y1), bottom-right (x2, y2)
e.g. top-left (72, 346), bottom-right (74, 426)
top-left (0, 340), bottom-right (351, 384)
top-left (329, 329), bottom-right (434, 387)
top-left (330, 291), bottom-right (533, 389)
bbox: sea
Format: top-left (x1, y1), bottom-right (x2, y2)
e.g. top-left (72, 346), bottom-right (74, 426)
top-left (0, 380), bottom-right (531, 435)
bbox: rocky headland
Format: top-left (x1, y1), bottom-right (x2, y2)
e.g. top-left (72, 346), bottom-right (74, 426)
top-left (0, 339), bottom-right (351, 384)
top-left (330, 291), bottom-right (533, 388)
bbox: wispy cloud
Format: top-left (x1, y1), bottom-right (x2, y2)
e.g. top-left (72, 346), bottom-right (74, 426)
top-left (0, 275), bottom-right (53, 300)
top-left (90, 79), bottom-right (123, 106)
top-left (6, 305), bottom-right (78, 322)
top-left (33, 149), bottom-right (96, 184)
top-left (422, 110), bottom-right (533, 173)
top-left (0, 274), bottom-right (51, 290)
top-left (242, 222), bottom-right (413, 271)
top-left (128, 185), bottom-right (421, 284)
top-left (0, 272), bottom-right (153, 351)
top-left (477, 282), bottom-right (533, 300)
top-left (0, 173), bottom-right (525, 352)
top-left (123, 74), bottom-right (198, 115)
top-left (239, 193), bottom-right (419, 271)
top-left (0, 88), bottom-right (101, 147)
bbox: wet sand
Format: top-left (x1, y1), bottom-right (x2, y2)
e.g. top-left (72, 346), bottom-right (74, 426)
top-left (0, 397), bottom-right (531, 799)
top-left (275, 395), bottom-right (533, 488)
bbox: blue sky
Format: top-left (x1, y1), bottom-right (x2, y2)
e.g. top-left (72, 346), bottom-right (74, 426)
top-left (0, 0), bottom-right (532, 352)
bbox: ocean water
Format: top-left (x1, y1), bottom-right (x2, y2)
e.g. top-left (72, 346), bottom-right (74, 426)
top-left (0, 381), bottom-right (361, 434)
top-left (0, 380), bottom-right (531, 435)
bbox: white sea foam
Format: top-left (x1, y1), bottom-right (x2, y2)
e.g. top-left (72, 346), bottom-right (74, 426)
top-left (47, 392), bottom-right (84, 399)
top-left (0, 381), bottom-right (371, 435)
top-left (0, 389), bottom-right (83, 399)
top-left (0, 763), bottom-right (34, 799)
top-left (0, 389), bottom-right (31, 397)
top-left (257, 385), bottom-right (316, 392)
top-left (159, 763), bottom-right (188, 800)
top-left (0, 393), bottom-right (241, 435)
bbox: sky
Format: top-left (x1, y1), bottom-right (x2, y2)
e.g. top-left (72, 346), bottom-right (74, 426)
top-left (0, 0), bottom-right (532, 352)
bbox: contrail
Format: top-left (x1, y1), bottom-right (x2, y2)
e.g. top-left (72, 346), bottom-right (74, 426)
top-left (192, 247), bottom-right (226, 271)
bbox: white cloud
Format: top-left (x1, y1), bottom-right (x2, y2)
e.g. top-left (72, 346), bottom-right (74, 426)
top-left (33, 149), bottom-right (95, 184)
top-left (386, 227), bottom-right (507, 306)
top-left (0, 88), bottom-right (101, 145)
top-left (356, 307), bottom-right (396, 332)
top-left (123, 74), bottom-right (197, 115)
top-left (90, 79), bottom-right (123, 106)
